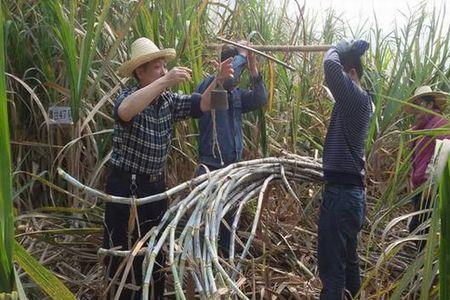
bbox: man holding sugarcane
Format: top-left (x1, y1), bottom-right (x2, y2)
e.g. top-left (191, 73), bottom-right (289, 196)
top-left (318, 39), bottom-right (372, 299)
top-left (103, 37), bottom-right (233, 299)
top-left (194, 40), bottom-right (268, 255)
top-left (195, 41), bottom-right (267, 172)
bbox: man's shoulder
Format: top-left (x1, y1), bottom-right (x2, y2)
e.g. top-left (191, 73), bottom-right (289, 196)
top-left (359, 87), bottom-right (372, 102)
top-left (348, 84), bottom-right (371, 102)
top-left (117, 84), bottom-right (139, 99)
top-left (430, 114), bottom-right (449, 128)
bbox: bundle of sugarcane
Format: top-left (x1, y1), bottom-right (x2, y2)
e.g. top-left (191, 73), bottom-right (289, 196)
top-left (58, 156), bottom-right (323, 299)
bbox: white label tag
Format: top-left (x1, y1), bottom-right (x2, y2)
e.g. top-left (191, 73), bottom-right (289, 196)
top-left (49, 106), bottom-right (73, 125)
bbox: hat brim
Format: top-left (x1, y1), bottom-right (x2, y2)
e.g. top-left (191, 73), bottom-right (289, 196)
top-left (118, 49), bottom-right (176, 77)
top-left (404, 91), bottom-right (449, 114)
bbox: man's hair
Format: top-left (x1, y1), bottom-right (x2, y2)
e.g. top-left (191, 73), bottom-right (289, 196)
top-left (420, 95), bottom-right (437, 108)
top-left (341, 53), bottom-right (364, 79)
top-left (220, 45), bottom-right (238, 62)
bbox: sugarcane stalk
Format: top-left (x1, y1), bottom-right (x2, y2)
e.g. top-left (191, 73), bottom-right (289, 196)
top-left (230, 185), bottom-right (264, 267)
top-left (60, 156), bottom-right (324, 299)
top-left (234, 175), bottom-right (277, 280)
top-left (58, 157), bottom-right (323, 205)
top-left (177, 233), bottom-right (192, 283)
top-left (144, 199), bottom-right (196, 282)
top-left (280, 164), bottom-right (301, 203)
top-left (115, 228), bottom-right (154, 300)
top-left (205, 237), bottom-right (249, 299)
top-left (217, 37), bottom-right (296, 71)
top-left (169, 226), bottom-right (185, 300)
top-left (98, 247), bottom-right (146, 257)
top-left (206, 43), bottom-right (332, 52)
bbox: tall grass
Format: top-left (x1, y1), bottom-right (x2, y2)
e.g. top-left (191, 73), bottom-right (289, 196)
top-left (440, 157), bottom-right (450, 299)
top-left (0, 2), bottom-right (14, 293)
top-left (2, 0), bottom-right (450, 298)
top-left (41, 0), bottom-right (112, 123)
top-left (1, 7), bottom-right (77, 296)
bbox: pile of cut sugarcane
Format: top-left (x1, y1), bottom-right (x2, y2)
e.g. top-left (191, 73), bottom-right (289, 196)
top-left (59, 155), bottom-right (323, 299)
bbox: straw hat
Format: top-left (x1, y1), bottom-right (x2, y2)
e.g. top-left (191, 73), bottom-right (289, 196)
top-left (118, 37), bottom-right (176, 77)
top-left (404, 85), bottom-right (449, 114)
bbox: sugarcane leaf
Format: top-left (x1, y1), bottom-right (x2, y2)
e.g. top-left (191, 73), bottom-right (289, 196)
top-left (13, 240), bottom-right (76, 300)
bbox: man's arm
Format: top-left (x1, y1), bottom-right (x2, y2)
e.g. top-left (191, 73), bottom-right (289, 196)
top-left (323, 48), bottom-right (360, 102)
top-left (323, 47), bottom-right (369, 110)
top-left (199, 57), bottom-right (234, 112)
top-left (241, 74), bottom-right (268, 113)
top-left (117, 67), bottom-right (192, 122)
top-left (239, 48), bottom-right (268, 112)
top-left (195, 76), bottom-right (214, 94)
top-left (170, 58), bottom-right (234, 120)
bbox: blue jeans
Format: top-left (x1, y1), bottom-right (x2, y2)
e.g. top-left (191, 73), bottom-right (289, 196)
top-left (318, 183), bottom-right (366, 300)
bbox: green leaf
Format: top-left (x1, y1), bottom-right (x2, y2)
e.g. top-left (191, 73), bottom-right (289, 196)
top-left (439, 156), bottom-right (450, 299)
top-left (13, 241), bottom-right (76, 300)
top-left (13, 265), bottom-right (28, 300)
top-left (0, 3), bottom-right (14, 293)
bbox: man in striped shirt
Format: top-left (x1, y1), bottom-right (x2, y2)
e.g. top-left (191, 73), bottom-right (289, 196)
top-left (318, 39), bottom-right (372, 299)
top-left (103, 37), bottom-right (233, 299)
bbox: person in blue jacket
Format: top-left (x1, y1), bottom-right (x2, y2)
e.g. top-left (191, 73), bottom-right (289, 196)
top-left (195, 40), bottom-right (268, 255)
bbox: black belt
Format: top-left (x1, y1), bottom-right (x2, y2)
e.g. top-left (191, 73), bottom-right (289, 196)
top-left (137, 172), bottom-right (164, 183)
top-left (110, 166), bottom-right (164, 183)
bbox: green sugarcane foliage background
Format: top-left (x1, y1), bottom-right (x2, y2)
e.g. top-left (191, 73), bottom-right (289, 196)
top-left (1, 0), bottom-right (450, 298)
top-left (440, 157), bottom-right (450, 299)
top-left (0, 2), bottom-right (14, 293)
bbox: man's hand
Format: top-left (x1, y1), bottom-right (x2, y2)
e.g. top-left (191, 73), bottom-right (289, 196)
top-left (236, 40), bottom-right (259, 77)
top-left (216, 57), bottom-right (234, 84)
top-left (351, 39), bottom-right (369, 56)
top-left (236, 40), bottom-right (249, 57)
top-left (199, 57), bottom-right (234, 112)
top-left (247, 49), bottom-right (259, 78)
top-left (163, 67), bottom-right (192, 86)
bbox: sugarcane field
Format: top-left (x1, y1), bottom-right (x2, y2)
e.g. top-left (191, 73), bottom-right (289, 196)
top-left (1, 0), bottom-right (450, 299)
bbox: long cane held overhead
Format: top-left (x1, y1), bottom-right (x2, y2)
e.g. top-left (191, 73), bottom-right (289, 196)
top-left (210, 47), bottom-right (228, 165)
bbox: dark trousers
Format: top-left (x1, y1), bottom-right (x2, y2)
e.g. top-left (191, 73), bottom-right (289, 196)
top-left (103, 167), bottom-right (167, 300)
top-left (196, 164), bottom-right (235, 257)
top-left (318, 183), bottom-right (366, 300)
top-left (409, 192), bottom-right (433, 250)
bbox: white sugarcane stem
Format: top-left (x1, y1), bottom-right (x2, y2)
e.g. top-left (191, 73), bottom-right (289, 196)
top-left (59, 156), bottom-right (324, 299)
top-left (234, 175), bottom-right (277, 278)
top-left (206, 43), bottom-right (332, 52)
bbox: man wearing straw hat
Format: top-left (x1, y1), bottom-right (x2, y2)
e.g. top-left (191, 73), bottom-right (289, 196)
top-left (318, 39), bottom-right (372, 300)
top-left (194, 41), bottom-right (267, 255)
top-left (103, 37), bottom-right (233, 299)
top-left (405, 86), bottom-right (449, 250)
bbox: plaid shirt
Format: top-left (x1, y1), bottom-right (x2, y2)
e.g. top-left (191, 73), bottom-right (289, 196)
top-left (110, 84), bottom-right (203, 175)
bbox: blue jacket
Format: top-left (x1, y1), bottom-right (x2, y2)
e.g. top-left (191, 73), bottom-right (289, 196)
top-left (195, 54), bottom-right (268, 168)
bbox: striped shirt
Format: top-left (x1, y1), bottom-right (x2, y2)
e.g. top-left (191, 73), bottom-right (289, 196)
top-left (110, 84), bottom-right (202, 175)
top-left (322, 48), bottom-right (373, 186)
